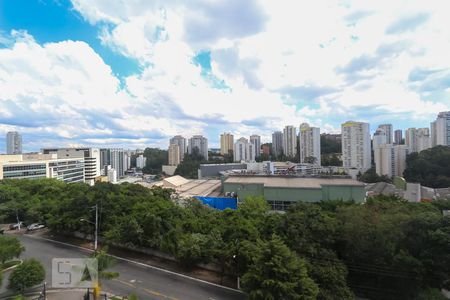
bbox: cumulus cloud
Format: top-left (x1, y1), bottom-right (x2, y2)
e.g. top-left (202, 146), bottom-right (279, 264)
top-left (2, 0), bottom-right (450, 151)
top-left (386, 13), bottom-right (430, 34)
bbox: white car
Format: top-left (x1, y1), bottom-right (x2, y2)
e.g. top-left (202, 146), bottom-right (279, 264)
top-left (27, 223), bottom-right (45, 231)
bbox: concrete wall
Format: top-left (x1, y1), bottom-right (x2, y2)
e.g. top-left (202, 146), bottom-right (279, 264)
top-left (322, 185), bottom-right (365, 202)
top-left (162, 165), bottom-right (177, 176)
top-left (223, 182), bottom-right (264, 199)
top-left (265, 187), bottom-right (323, 202)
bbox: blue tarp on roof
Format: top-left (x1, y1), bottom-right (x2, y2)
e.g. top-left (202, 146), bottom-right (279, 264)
top-left (194, 196), bottom-right (237, 210)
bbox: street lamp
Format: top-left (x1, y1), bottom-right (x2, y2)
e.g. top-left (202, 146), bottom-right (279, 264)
top-left (80, 204), bottom-right (98, 253)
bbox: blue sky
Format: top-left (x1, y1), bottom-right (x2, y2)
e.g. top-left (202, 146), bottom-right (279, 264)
top-left (0, 0), bottom-right (449, 151)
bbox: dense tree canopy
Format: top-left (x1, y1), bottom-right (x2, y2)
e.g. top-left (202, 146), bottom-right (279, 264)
top-left (8, 259), bottom-right (45, 293)
top-left (174, 147), bottom-right (207, 179)
top-left (321, 135), bottom-right (341, 154)
top-left (142, 148), bottom-right (168, 174)
top-left (0, 179), bottom-right (449, 299)
top-left (358, 167), bottom-right (392, 183)
top-left (0, 236), bottom-right (24, 264)
top-left (404, 146), bottom-right (450, 188)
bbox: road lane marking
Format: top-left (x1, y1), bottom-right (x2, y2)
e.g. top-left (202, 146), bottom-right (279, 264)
top-left (143, 288), bottom-right (180, 300)
top-left (22, 234), bottom-right (244, 294)
top-left (114, 279), bottom-right (180, 300)
top-left (114, 278), bottom-right (136, 288)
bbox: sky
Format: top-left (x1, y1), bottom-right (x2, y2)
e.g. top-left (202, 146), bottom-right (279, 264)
top-left (0, 0), bottom-right (449, 152)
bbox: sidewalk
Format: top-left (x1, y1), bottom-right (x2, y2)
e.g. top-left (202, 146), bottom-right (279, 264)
top-left (46, 290), bottom-right (85, 300)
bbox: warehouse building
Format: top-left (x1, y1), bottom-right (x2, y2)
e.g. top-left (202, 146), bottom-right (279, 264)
top-left (223, 175), bottom-right (366, 210)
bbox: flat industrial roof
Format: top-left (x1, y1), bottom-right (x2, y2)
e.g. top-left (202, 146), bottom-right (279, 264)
top-left (224, 176), bottom-right (364, 189)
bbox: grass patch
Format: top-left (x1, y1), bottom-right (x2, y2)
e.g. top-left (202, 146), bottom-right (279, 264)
top-left (1, 260), bottom-right (21, 270)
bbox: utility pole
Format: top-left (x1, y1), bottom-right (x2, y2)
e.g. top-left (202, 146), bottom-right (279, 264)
top-left (80, 204), bottom-right (98, 254)
top-left (94, 204), bottom-right (98, 253)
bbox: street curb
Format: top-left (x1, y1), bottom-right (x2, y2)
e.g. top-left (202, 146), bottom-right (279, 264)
top-left (1, 260), bottom-right (23, 273)
top-left (23, 234), bottom-right (245, 294)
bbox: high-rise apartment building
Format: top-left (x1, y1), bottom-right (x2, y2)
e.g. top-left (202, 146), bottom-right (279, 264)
top-left (136, 154), bottom-right (147, 169)
top-left (188, 135), bottom-right (208, 160)
top-left (378, 124), bottom-right (393, 144)
top-left (42, 147), bottom-right (100, 186)
top-left (170, 135), bottom-right (187, 162)
top-left (431, 111), bottom-right (450, 147)
top-left (374, 144), bottom-right (409, 177)
top-left (6, 131), bottom-right (22, 154)
top-left (220, 133), bottom-right (234, 155)
top-left (250, 135), bottom-right (261, 158)
top-left (100, 148), bottom-right (124, 180)
top-left (283, 126), bottom-right (297, 158)
top-left (405, 128), bottom-right (431, 153)
top-left (234, 137), bottom-right (255, 162)
top-left (373, 128), bottom-right (388, 150)
top-left (341, 121), bottom-right (371, 171)
top-left (299, 123), bottom-right (320, 165)
top-left (168, 143), bottom-right (180, 166)
top-left (272, 131), bottom-right (283, 158)
top-left (394, 130), bottom-right (403, 145)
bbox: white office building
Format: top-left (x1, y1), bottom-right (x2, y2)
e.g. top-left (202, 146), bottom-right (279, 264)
top-left (188, 135), bottom-right (208, 160)
top-left (283, 126), bottom-right (297, 158)
top-left (42, 148), bottom-right (100, 186)
top-left (6, 131), bottom-right (22, 154)
top-left (168, 144), bottom-right (180, 166)
top-left (170, 135), bottom-right (187, 161)
top-left (272, 131), bottom-right (283, 158)
top-left (136, 154), bottom-right (147, 169)
top-left (431, 111), bottom-right (450, 147)
top-left (299, 123), bottom-right (321, 165)
top-left (250, 135), bottom-right (261, 158)
top-left (107, 168), bottom-right (117, 184)
top-left (234, 137), bottom-right (255, 163)
top-left (0, 154), bottom-right (85, 183)
top-left (405, 128), bottom-right (431, 153)
top-left (342, 121), bottom-right (371, 171)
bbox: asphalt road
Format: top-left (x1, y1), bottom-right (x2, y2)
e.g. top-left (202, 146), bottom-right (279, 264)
top-left (2, 234), bottom-right (246, 300)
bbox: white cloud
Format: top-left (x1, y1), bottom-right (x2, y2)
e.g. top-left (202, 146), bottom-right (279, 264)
top-left (2, 0), bottom-right (450, 151)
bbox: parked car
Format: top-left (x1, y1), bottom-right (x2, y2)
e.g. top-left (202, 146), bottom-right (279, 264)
top-left (26, 223), bottom-right (45, 231)
top-left (9, 222), bottom-right (24, 230)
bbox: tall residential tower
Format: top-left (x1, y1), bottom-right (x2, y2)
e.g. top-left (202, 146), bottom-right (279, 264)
top-left (341, 121), bottom-right (371, 171)
top-left (6, 131), bottom-right (22, 154)
top-left (299, 123), bottom-right (321, 165)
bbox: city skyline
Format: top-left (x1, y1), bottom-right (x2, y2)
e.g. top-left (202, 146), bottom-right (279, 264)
top-left (1, 1), bottom-right (450, 152)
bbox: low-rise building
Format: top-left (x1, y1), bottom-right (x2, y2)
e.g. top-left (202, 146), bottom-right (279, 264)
top-left (0, 154), bottom-right (85, 183)
top-left (223, 175), bottom-right (366, 210)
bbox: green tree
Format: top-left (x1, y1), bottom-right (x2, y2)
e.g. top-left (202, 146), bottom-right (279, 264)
top-left (94, 248), bottom-right (119, 280)
top-left (404, 146), bottom-right (450, 188)
top-left (321, 153), bottom-right (343, 166)
top-left (242, 235), bottom-right (319, 300)
top-left (174, 147), bottom-right (207, 179)
top-left (8, 259), bottom-right (45, 293)
top-left (142, 148), bottom-right (168, 174)
top-left (321, 134), bottom-right (341, 154)
top-left (357, 167), bottom-right (392, 183)
top-left (0, 236), bottom-right (24, 264)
